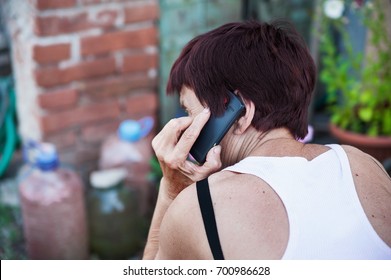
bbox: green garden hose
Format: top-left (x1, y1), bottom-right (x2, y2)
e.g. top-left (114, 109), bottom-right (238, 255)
top-left (0, 77), bottom-right (18, 178)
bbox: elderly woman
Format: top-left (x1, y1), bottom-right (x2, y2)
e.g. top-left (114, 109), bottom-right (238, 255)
top-left (143, 20), bottom-right (391, 260)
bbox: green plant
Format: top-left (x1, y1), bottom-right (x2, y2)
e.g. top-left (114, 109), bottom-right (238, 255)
top-left (319, 0), bottom-right (391, 136)
top-left (0, 203), bottom-right (27, 259)
top-left (149, 156), bottom-right (162, 188)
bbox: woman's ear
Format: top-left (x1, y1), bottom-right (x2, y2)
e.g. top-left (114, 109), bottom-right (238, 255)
top-left (233, 93), bottom-right (255, 135)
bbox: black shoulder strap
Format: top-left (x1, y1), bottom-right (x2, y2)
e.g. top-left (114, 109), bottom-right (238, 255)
top-left (196, 178), bottom-right (225, 260)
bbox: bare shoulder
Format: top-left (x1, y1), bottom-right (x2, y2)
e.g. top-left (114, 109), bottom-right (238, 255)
top-left (341, 145), bottom-right (391, 246)
top-left (157, 183), bottom-right (213, 259)
top-left (156, 172), bottom-right (238, 259)
top-left (341, 144), bottom-right (391, 185)
top-left (157, 171), bottom-right (261, 259)
top-left (207, 171), bottom-right (289, 259)
top-left (158, 170), bottom-right (288, 259)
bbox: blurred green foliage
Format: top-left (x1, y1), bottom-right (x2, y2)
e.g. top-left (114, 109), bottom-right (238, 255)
top-left (319, 0), bottom-right (391, 136)
top-left (0, 203), bottom-right (26, 259)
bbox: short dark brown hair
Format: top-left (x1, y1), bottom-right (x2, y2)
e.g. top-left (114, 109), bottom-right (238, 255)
top-left (167, 20), bottom-right (316, 139)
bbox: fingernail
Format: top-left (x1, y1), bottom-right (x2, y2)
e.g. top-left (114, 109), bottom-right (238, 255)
top-left (214, 145), bottom-right (221, 153)
top-left (203, 107), bottom-right (210, 114)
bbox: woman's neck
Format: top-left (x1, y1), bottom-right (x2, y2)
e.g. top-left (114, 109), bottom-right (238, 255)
top-left (222, 127), bottom-right (296, 167)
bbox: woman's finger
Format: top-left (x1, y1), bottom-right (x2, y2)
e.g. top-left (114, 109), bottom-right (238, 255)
top-left (173, 108), bottom-right (210, 160)
top-left (178, 145), bottom-right (222, 181)
top-left (152, 116), bottom-right (192, 152)
top-left (200, 145), bottom-right (222, 173)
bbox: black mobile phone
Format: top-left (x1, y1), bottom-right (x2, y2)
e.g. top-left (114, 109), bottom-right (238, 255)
top-left (189, 91), bottom-right (245, 164)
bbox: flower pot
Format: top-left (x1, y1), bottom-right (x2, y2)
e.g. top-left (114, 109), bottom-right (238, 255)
top-left (329, 123), bottom-right (391, 163)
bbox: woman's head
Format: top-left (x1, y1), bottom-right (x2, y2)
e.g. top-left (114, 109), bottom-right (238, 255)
top-left (167, 20), bottom-right (316, 139)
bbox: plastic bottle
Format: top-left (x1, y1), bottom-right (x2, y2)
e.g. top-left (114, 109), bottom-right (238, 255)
top-left (18, 142), bottom-right (88, 259)
top-left (87, 168), bottom-right (144, 259)
top-left (98, 117), bottom-right (156, 218)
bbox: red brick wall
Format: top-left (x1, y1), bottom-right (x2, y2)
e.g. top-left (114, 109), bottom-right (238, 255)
top-left (8, 0), bottom-right (159, 181)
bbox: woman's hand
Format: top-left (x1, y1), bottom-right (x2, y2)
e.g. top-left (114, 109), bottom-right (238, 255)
top-left (152, 108), bottom-right (222, 200)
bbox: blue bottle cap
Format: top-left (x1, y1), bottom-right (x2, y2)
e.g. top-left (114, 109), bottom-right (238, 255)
top-left (117, 117), bottom-right (154, 142)
top-left (118, 120), bottom-right (141, 142)
top-left (36, 143), bottom-right (59, 171)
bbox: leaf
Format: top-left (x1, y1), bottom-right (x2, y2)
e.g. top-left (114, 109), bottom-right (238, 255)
top-left (331, 113), bottom-right (341, 125)
top-left (367, 125), bottom-right (378, 137)
top-left (383, 109), bottom-right (391, 135)
top-left (358, 107), bottom-right (373, 122)
top-left (359, 91), bottom-right (372, 104)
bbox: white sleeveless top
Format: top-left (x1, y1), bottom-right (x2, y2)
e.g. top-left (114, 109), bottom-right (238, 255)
top-left (223, 144), bottom-right (391, 259)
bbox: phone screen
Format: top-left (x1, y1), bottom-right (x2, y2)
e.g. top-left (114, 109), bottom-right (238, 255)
top-left (189, 91), bottom-right (245, 164)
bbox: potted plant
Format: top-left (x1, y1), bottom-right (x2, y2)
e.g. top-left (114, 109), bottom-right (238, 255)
top-left (319, 0), bottom-right (391, 162)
